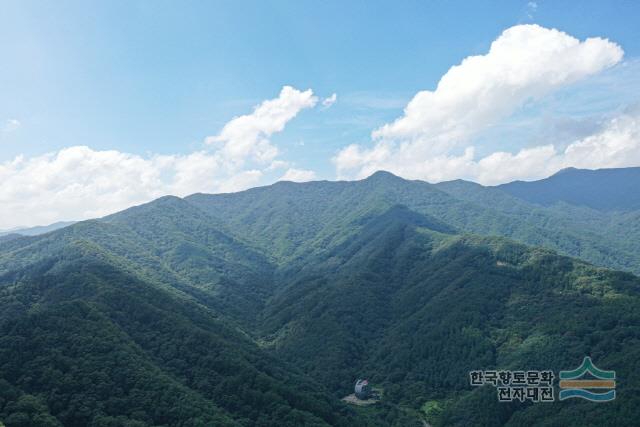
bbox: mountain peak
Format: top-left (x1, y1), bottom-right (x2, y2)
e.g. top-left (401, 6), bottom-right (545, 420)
top-left (552, 166), bottom-right (579, 176)
top-left (365, 170), bottom-right (404, 181)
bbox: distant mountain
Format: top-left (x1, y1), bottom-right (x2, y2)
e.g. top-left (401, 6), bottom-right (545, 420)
top-left (0, 221), bottom-right (75, 237)
top-left (436, 168), bottom-right (640, 275)
top-left (1, 168), bottom-right (640, 426)
top-left (495, 167), bottom-right (640, 211)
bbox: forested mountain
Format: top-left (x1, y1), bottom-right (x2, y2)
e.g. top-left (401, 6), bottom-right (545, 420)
top-left (0, 220), bottom-right (362, 426)
top-left (258, 204), bottom-right (640, 426)
top-left (190, 169), bottom-right (640, 274)
top-left (1, 168), bottom-right (639, 426)
top-left (436, 168), bottom-right (640, 274)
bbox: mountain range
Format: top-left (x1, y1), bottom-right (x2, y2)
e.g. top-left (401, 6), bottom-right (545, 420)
top-left (1, 167), bottom-right (639, 426)
top-left (0, 222), bottom-right (76, 240)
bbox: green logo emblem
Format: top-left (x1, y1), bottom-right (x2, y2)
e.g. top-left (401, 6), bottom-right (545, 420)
top-left (559, 357), bottom-right (616, 402)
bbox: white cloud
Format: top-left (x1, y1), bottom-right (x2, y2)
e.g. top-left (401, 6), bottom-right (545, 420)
top-left (0, 146), bottom-right (259, 228)
top-left (2, 119), bottom-right (21, 133)
top-left (216, 169), bottom-right (264, 193)
top-left (562, 111), bottom-right (640, 167)
top-left (321, 93), bottom-right (337, 109)
top-left (335, 24), bottom-right (625, 183)
top-left (334, 110), bottom-right (640, 186)
top-left (477, 110), bottom-right (640, 184)
top-left (266, 159), bottom-right (290, 171)
top-left (0, 86), bottom-right (317, 229)
top-left (205, 85), bottom-right (317, 167)
top-left (279, 168), bottom-right (317, 182)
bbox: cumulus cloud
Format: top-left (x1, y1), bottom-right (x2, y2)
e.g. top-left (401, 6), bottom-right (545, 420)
top-left (0, 86), bottom-right (317, 229)
top-left (205, 85), bottom-right (317, 167)
top-left (321, 93), bottom-right (337, 109)
top-left (2, 119), bottom-right (21, 133)
top-left (279, 168), bottom-right (317, 182)
top-left (335, 24), bottom-right (625, 183)
top-left (373, 25), bottom-right (622, 146)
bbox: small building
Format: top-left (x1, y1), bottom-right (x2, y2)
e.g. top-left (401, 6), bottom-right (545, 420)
top-left (354, 379), bottom-right (371, 400)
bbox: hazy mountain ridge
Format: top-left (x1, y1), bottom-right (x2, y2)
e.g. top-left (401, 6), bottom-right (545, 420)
top-left (496, 167), bottom-right (640, 211)
top-left (0, 221), bottom-right (76, 238)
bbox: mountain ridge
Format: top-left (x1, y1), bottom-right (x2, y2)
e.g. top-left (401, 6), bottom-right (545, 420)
top-left (495, 166), bottom-right (640, 211)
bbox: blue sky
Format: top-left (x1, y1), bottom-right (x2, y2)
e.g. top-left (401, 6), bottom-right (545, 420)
top-left (1, 1), bottom-right (640, 228)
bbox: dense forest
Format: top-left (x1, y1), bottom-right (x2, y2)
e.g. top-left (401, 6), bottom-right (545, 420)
top-left (1, 167), bottom-right (639, 426)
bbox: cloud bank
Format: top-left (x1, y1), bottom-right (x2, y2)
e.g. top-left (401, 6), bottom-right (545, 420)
top-left (334, 24), bottom-right (626, 183)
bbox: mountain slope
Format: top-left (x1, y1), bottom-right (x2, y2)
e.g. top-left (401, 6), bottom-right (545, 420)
top-left (257, 205), bottom-right (640, 426)
top-left (0, 213), bottom-right (362, 426)
top-left (437, 172), bottom-right (640, 274)
top-left (0, 196), bottom-right (274, 328)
